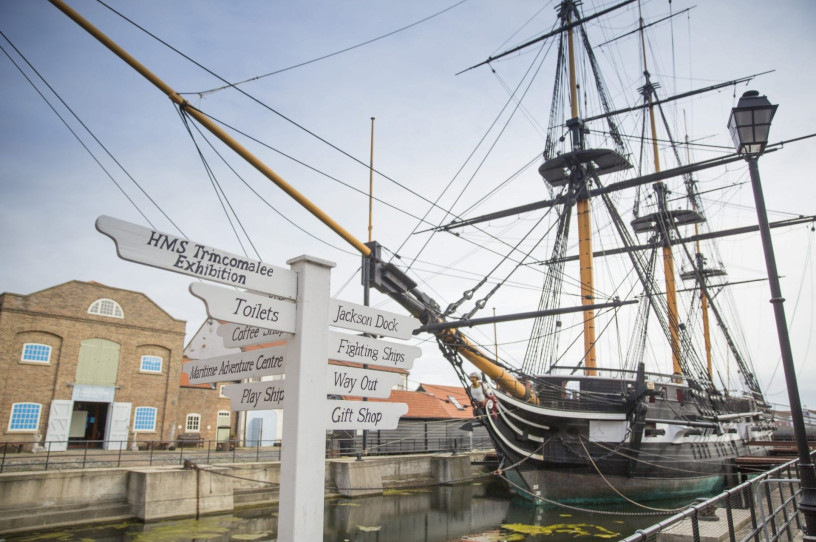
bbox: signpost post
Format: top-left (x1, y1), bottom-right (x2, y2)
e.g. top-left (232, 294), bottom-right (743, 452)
top-left (276, 255), bottom-right (334, 542)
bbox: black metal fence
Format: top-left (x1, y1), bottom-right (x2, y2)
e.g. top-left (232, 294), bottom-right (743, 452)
top-left (0, 435), bottom-right (495, 473)
top-left (619, 452), bottom-right (813, 542)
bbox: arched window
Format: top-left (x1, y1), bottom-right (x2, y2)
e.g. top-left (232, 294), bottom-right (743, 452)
top-left (186, 414), bottom-right (201, 432)
top-left (88, 298), bottom-right (124, 318)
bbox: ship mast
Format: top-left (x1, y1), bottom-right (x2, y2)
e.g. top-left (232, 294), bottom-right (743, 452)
top-left (630, 1), bottom-right (694, 377)
top-left (565, 3), bottom-right (599, 376)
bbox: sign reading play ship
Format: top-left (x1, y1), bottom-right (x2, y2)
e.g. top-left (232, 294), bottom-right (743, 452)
top-left (222, 381), bottom-right (286, 411)
top-left (96, 215), bottom-right (297, 299)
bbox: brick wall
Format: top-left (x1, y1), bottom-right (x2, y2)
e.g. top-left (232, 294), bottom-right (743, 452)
top-left (0, 281), bottom-right (188, 446)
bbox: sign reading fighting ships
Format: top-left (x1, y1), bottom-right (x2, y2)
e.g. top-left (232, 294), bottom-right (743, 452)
top-left (96, 215), bottom-right (297, 299)
top-left (327, 330), bottom-right (421, 371)
top-left (218, 322), bottom-right (292, 349)
top-left (328, 298), bottom-right (419, 340)
top-left (183, 344), bottom-right (288, 385)
top-left (222, 381), bottom-right (286, 411)
top-left (327, 365), bottom-right (401, 398)
top-left (326, 400), bottom-right (408, 430)
top-left (190, 282), bottom-right (296, 334)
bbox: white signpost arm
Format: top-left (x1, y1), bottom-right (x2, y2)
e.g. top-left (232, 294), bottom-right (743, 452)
top-left (277, 255), bottom-right (334, 542)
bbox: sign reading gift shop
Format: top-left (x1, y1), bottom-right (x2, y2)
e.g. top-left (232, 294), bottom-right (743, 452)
top-left (326, 400), bottom-right (408, 430)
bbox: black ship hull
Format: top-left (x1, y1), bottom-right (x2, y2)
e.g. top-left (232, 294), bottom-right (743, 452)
top-left (477, 374), bottom-right (771, 504)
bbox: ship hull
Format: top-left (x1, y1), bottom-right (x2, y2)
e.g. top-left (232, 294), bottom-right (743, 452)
top-left (478, 377), bottom-right (771, 504)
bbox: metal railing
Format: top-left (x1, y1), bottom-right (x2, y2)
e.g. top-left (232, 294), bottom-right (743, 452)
top-left (0, 436), bottom-right (495, 473)
top-left (620, 452), bottom-right (814, 542)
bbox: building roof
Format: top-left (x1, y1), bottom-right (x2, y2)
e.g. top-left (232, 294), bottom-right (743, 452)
top-left (365, 384), bottom-right (473, 420)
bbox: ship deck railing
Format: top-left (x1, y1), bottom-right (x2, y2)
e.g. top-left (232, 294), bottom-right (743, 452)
top-left (619, 450), bottom-right (814, 542)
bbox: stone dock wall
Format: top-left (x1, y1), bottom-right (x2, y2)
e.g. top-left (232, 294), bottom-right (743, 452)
top-left (0, 452), bottom-right (488, 535)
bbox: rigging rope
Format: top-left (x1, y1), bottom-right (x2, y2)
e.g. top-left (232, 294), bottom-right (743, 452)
top-left (176, 0), bottom-right (471, 96)
top-left (0, 31), bottom-right (181, 235)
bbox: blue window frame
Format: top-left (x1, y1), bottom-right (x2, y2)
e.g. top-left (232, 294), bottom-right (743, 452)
top-left (9, 403), bottom-right (41, 431)
top-left (140, 355), bottom-right (162, 373)
top-left (22, 343), bottom-right (51, 363)
top-left (133, 407), bottom-right (157, 431)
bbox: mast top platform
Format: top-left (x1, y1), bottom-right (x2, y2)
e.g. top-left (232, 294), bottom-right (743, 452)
top-left (539, 148), bottom-right (631, 187)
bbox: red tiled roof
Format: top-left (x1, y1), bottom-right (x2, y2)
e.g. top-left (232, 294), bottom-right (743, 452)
top-left (180, 357), bottom-right (220, 389)
top-left (365, 386), bottom-right (474, 420)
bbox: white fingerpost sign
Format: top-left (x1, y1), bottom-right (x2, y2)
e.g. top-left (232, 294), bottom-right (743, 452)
top-left (328, 298), bottom-right (419, 340)
top-left (277, 255), bottom-right (335, 542)
top-left (327, 365), bottom-right (402, 398)
top-left (217, 322), bottom-right (291, 349)
top-left (190, 282), bottom-right (297, 334)
top-left (326, 400), bottom-right (409, 430)
top-left (183, 344), bottom-right (288, 385)
top-left (96, 215), bottom-right (297, 298)
top-left (327, 330), bottom-right (421, 370)
top-left (222, 381), bottom-right (286, 411)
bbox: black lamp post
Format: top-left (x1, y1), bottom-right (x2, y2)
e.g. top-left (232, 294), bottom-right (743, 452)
top-left (729, 90), bottom-right (816, 540)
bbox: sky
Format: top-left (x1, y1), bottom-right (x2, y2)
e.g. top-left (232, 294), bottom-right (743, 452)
top-left (1, 0), bottom-right (815, 410)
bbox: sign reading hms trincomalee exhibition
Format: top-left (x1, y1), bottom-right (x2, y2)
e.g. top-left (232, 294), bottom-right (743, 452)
top-left (96, 215), bottom-right (297, 299)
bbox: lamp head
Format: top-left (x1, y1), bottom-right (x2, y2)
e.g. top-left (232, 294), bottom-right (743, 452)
top-left (728, 90), bottom-right (777, 156)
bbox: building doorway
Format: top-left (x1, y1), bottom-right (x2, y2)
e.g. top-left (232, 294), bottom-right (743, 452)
top-left (68, 401), bottom-right (109, 448)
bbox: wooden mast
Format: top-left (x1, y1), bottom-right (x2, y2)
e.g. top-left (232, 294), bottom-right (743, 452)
top-left (638, 0), bottom-right (683, 377)
top-left (567, 5), bottom-right (598, 376)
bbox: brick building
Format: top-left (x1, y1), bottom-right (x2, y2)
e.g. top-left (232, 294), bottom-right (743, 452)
top-left (0, 281), bottom-right (192, 450)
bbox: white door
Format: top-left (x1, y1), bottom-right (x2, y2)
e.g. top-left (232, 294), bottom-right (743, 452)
top-left (45, 400), bottom-right (73, 452)
top-left (106, 402), bottom-right (131, 450)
